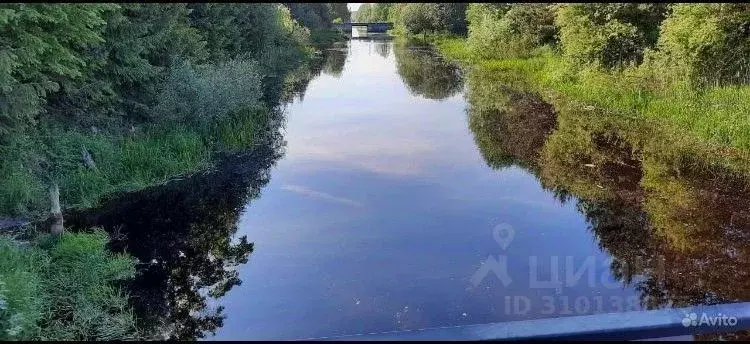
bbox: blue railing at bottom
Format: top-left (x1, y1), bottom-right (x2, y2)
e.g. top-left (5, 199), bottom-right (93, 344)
top-left (310, 302), bottom-right (750, 341)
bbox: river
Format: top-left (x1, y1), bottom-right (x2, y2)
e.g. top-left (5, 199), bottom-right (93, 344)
top-left (67, 37), bottom-right (750, 340)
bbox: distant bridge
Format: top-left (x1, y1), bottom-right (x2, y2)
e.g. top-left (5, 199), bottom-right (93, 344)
top-left (332, 22), bottom-right (393, 33)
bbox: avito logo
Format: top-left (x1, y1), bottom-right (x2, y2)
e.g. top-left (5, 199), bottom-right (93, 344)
top-left (682, 312), bottom-right (738, 327)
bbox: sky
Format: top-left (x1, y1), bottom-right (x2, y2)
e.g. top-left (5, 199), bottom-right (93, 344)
top-left (347, 3), bottom-right (362, 12)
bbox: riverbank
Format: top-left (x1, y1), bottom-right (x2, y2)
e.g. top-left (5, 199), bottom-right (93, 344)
top-left (0, 100), bottom-right (283, 220)
top-left (0, 37), bottom-right (339, 222)
top-left (0, 3), bottom-right (348, 340)
top-left (431, 36), bottom-right (750, 177)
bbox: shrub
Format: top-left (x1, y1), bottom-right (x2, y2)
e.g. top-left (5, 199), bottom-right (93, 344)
top-left (467, 4), bottom-right (557, 59)
top-left (154, 58), bottom-right (264, 126)
top-left (646, 4), bottom-right (750, 88)
top-left (396, 3), bottom-right (468, 36)
top-left (0, 238), bottom-right (47, 340)
top-left (555, 4), bottom-right (668, 69)
top-left (432, 3), bottom-right (469, 35)
top-left (38, 230), bottom-right (138, 341)
top-left (0, 231), bottom-right (139, 341)
top-left (402, 3), bottom-right (437, 36)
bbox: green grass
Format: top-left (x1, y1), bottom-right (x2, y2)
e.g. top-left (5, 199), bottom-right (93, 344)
top-left (0, 230), bottom-right (139, 340)
top-left (433, 36), bottom-right (476, 63)
top-left (0, 107), bottom-right (273, 218)
top-left (0, 238), bottom-right (47, 340)
top-left (37, 230), bottom-right (139, 340)
top-left (433, 37), bottom-right (750, 174)
top-left (52, 127), bottom-right (212, 210)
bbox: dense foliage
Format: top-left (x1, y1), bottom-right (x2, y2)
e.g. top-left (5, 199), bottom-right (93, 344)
top-left (352, 3), bottom-right (392, 23)
top-left (467, 3), bottom-right (557, 58)
top-left (555, 3), bottom-right (668, 69)
top-left (435, 3), bottom-right (750, 284)
top-left (645, 3), bottom-right (750, 88)
top-left (0, 3), bottom-right (345, 342)
top-left (433, 2), bottom-right (750, 158)
top-left (353, 3), bottom-right (467, 36)
top-left (0, 231), bottom-right (137, 340)
top-left (0, 3), bottom-right (342, 217)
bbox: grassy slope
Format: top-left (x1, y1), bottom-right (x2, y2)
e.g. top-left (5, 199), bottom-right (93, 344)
top-left (433, 36), bottom-right (750, 175)
top-left (0, 29), bottom-right (347, 220)
top-left (0, 106), bottom-right (274, 219)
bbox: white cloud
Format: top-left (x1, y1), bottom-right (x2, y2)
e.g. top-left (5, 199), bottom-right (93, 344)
top-left (281, 184), bottom-right (364, 208)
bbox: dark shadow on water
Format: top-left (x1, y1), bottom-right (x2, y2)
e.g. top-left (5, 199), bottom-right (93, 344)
top-left (64, 109), bottom-right (286, 340)
top-left (465, 69), bottom-right (750, 339)
top-left (46, 37), bottom-right (750, 340)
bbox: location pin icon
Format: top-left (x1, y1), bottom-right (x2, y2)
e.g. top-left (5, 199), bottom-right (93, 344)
top-left (493, 223), bottom-right (515, 250)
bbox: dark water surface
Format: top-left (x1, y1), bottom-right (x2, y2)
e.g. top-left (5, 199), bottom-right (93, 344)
top-left (68, 38), bottom-right (750, 340)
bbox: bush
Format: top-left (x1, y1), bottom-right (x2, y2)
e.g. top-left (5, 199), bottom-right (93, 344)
top-left (555, 4), bottom-right (667, 69)
top-left (646, 4), bottom-right (750, 88)
top-left (467, 4), bottom-right (557, 59)
top-left (402, 3), bottom-right (437, 36)
top-left (154, 58), bottom-right (264, 126)
top-left (0, 231), bottom-right (139, 340)
top-left (396, 3), bottom-right (468, 36)
top-left (39, 230), bottom-right (138, 341)
top-left (0, 238), bottom-right (47, 340)
top-left (432, 3), bottom-right (469, 35)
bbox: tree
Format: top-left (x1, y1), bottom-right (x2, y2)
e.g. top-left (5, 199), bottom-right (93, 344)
top-left (353, 3), bottom-right (391, 22)
top-left (0, 4), bottom-right (112, 135)
top-left (283, 3), bottom-right (332, 29)
top-left (467, 3), bottom-right (557, 59)
top-left (555, 3), bottom-right (668, 69)
top-left (646, 3), bottom-right (750, 87)
top-left (402, 3), bottom-right (437, 36)
top-left (394, 3), bottom-right (468, 36)
top-left (432, 3), bottom-right (469, 35)
top-left (46, 4), bottom-right (208, 124)
top-left (329, 3), bottom-right (350, 23)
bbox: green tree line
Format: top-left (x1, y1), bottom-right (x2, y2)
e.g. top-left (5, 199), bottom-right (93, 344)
top-left (360, 3), bottom-right (749, 89)
top-left (0, 3), bottom-right (349, 218)
top-left (353, 3), bottom-right (468, 36)
top-left (0, 3), bottom-right (347, 341)
top-left (429, 3), bottom-right (750, 171)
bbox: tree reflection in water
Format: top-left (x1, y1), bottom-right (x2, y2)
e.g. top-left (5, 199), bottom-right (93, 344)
top-left (322, 47), bottom-right (347, 78)
top-left (373, 41), bottom-right (391, 59)
top-left (394, 40), bottom-right (464, 100)
top-left (465, 66), bottom-right (750, 339)
top-left (66, 133), bottom-right (284, 340)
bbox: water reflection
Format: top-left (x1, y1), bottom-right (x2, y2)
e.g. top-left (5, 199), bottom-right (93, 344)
top-left (63, 60), bottom-right (307, 339)
top-left (466, 72), bottom-right (556, 171)
top-left (66, 144), bottom-right (283, 339)
top-left (278, 58), bottom-right (326, 103)
top-left (394, 40), bottom-right (464, 100)
top-left (465, 64), bottom-right (750, 338)
top-left (322, 47), bottom-right (347, 78)
top-left (213, 40), bottom-right (638, 340)
top-left (61, 38), bottom-right (750, 340)
top-left (373, 41), bottom-right (391, 59)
